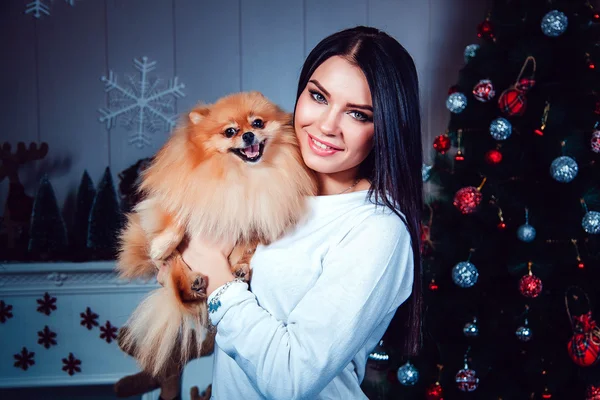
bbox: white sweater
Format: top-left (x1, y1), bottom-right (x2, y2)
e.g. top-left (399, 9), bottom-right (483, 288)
top-left (207, 190), bottom-right (414, 400)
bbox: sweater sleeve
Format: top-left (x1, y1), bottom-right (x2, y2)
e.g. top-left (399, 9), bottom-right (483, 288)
top-left (207, 212), bottom-right (414, 400)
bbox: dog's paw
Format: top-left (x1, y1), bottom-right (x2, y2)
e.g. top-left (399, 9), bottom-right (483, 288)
top-left (233, 263), bottom-right (251, 282)
top-left (191, 275), bottom-right (208, 294)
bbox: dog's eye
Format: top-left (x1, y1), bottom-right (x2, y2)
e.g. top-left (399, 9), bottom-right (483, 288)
top-left (224, 128), bottom-right (237, 138)
top-left (252, 119), bottom-right (264, 129)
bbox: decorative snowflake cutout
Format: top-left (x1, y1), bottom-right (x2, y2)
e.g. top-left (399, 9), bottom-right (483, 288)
top-left (98, 57), bottom-right (185, 149)
top-left (14, 347), bottom-right (35, 371)
top-left (24, 0), bottom-right (78, 20)
top-left (0, 300), bottom-right (13, 323)
top-left (38, 325), bottom-right (58, 349)
top-left (62, 352), bottom-right (82, 375)
top-left (36, 292), bottom-right (57, 316)
top-left (80, 307), bottom-right (99, 330)
top-left (100, 320), bottom-right (118, 343)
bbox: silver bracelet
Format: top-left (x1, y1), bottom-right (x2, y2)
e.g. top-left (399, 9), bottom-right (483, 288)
top-left (208, 278), bottom-right (245, 314)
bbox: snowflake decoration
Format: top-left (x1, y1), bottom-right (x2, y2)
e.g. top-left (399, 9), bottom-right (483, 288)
top-left (24, 0), bottom-right (78, 20)
top-left (98, 57), bottom-right (185, 149)
top-left (62, 352), bottom-right (82, 375)
top-left (36, 292), bottom-right (57, 316)
top-left (38, 325), bottom-right (58, 349)
top-left (80, 307), bottom-right (99, 330)
top-left (14, 347), bottom-right (35, 371)
top-left (100, 320), bottom-right (118, 343)
top-left (0, 300), bottom-right (14, 323)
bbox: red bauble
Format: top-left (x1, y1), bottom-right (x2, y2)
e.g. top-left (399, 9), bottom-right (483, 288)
top-left (485, 149), bottom-right (503, 164)
top-left (448, 85), bottom-right (459, 95)
top-left (425, 382), bottom-right (444, 400)
top-left (473, 79), bottom-right (495, 102)
top-left (477, 19), bottom-right (494, 39)
top-left (498, 88), bottom-right (527, 116)
top-left (586, 384), bottom-right (600, 400)
top-left (433, 134), bottom-right (451, 154)
top-left (453, 186), bottom-right (482, 214)
top-left (568, 312), bottom-right (600, 367)
top-left (519, 274), bottom-right (543, 298)
top-left (591, 130), bottom-right (600, 153)
top-left (429, 279), bottom-right (439, 291)
top-left (455, 368), bottom-right (479, 392)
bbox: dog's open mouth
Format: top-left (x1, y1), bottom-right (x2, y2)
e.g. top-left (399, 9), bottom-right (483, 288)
top-left (231, 140), bottom-right (266, 163)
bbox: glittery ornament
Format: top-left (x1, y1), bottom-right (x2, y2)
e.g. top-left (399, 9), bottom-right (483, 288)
top-left (473, 79), bottom-right (495, 102)
top-left (490, 118), bottom-right (512, 140)
top-left (485, 149), bottom-right (502, 164)
top-left (582, 211), bottom-right (600, 234)
top-left (586, 384), bottom-right (600, 400)
top-left (592, 130), bottom-right (600, 153)
top-left (433, 134), bottom-right (451, 154)
top-left (498, 57), bottom-right (536, 116)
top-left (519, 270), bottom-right (543, 298)
top-left (422, 163), bottom-right (433, 182)
top-left (567, 312), bottom-right (600, 367)
top-left (368, 340), bottom-right (390, 365)
top-left (452, 261), bottom-right (479, 288)
top-left (517, 209), bottom-right (536, 242)
top-left (477, 18), bottom-right (494, 40)
top-left (463, 318), bottom-right (479, 337)
top-left (446, 92), bottom-right (467, 114)
top-left (550, 156), bottom-right (578, 183)
top-left (516, 319), bottom-right (532, 342)
top-left (455, 364), bottom-right (479, 392)
top-left (425, 382), bottom-right (444, 400)
top-left (453, 186), bottom-right (482, 214)
top-left (464, 44), bottom-right (479, 63)
top-left (397, 361), bottom-right (419, 386)
top-left (541, 10), bottom-right (568, 37)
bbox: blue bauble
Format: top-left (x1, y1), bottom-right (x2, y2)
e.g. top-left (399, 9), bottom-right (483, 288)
top-left (550, 156), bottom-right (578, 183)
top-left (397, 361), bottom-right (419, 386)
top-left (452, 261), bottom-right (479, 288)
top-left (517, 224), bottom-right (536, 242)
top-left (446, 92), bottom-right (467, 114)
top-left (464, 44), bottom-right (480, 63)
top-left (541, 10), bottom-right (568, 37)
top-left (582, 211), bottom-right (600, 234)
top-left (490, 118), bottom-right (512, 140)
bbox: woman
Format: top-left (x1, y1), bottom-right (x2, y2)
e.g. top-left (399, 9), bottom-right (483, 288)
top-left (162, 26), bottom-right (423, 399)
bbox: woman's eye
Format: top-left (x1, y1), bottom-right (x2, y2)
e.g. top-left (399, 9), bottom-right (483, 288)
top-left (349, 111), bottom-right (370, 122)
top-left (225, 128), bottom-right (237, 137)
top-left (309, 91), bottom-right (327, 104)
top-left (252, 119), bottom-right (264, 129)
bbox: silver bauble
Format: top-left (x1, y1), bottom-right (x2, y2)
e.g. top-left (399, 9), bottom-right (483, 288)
top-left (541, 10), bottom-right (568, 37)
top-left (517, 224), bottom-right (536, 242)
top-left (397, 361), bottom-right (419, 386)
top-left (490, 118), bottom-right (512, 140)
top-left (446, 92), bottom-right (467, 114)
top-left (550, 156), bottom-right (578, 183)
top-left (452, 261), bottom-right (479, 288)
top-left (582, 211), bottom-right (600, 234)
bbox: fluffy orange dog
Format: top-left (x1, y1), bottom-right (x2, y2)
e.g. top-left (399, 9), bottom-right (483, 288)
top-left (116, 91), bottom-right (316, 377)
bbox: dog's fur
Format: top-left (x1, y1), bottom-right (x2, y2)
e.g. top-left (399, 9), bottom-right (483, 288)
top-left (116, 91), bottom-right (316, 377)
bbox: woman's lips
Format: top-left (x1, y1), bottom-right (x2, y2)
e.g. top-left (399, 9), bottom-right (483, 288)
top-left (306, 132), bottom-right (343, 156)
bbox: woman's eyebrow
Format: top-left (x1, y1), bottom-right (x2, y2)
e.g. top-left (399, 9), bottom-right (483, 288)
top-left (308, 79), bottom-right (330, 97)
top-left (309, 79), bottom-right (373, 111)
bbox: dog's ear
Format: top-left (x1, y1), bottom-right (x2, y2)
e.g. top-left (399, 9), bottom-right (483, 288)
top-left (189, 106), bottom-right (211, 125)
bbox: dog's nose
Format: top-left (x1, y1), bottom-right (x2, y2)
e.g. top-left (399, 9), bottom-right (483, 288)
top-left (242, 132), bottom-right (254, 144)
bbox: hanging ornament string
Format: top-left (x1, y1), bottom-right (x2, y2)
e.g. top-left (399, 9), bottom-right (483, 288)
top-left (535, 101), bottom-right (551, 136)
top-left (498, 56), bottom-right (537, 116)
top-left (564, 286), bottom-right (600, 343)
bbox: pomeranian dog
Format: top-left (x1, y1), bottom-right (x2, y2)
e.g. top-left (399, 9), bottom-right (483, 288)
top-left (116, 91), bottom-right (316, 377)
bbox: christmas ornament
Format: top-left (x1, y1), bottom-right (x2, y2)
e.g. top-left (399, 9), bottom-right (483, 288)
top-left (586, 384), bottom-right (600, 400)
top-left (517, 208), bottom-right (536, 242)
top-left (455, 129), bottom-right (465, 162)
top-left (498, 56), bottom-right (537, 116)
top-left (477, 17), bottom-right (494, 40)
top-left (452, 261), bottom-right (479, 288)
top-left (592, 130), bottom-right (600, 153)
top-left (448, 85), bottom-right (459, 95)
top-left (582, 211), bottom-right (600, 234)
top-left (485, 148), bottom-right (502, 164)
top-left (541, 10), bottom-right (568, 37)
top-left (463, 317), bottom-right (479, 337)
top-left (433, 134), bottom-right (451, 154)
top-left (566, 287), bottom-right (600, 367)
top-left (571, 239), bottom-right (585, 269)
top-left (429, 279), bottom-right (439, 291)
top-left (25, 0), bottom-right (79, 20)
top-left (516, 318), bottom-right (532, 342)
top-left (422, 163), bottom-right (433, 182)
top-left (98, 57), bottom-right (186, 149)
top-left (550, 156), bottom-right (578, 183)
top-left (473, 79), bottom-right (495, 102)
top-left (464, 44), bottom-right (479, 63)
top-left (534, 101), bottom-right (551, 136)
top-left (519, 262), bottom-right (542, 298)
top-left (542, 387), bottom-right (552, 399)
top-left (490, 118), bottom-right (512, 140)
top-left (425, 382), bottom-right (444, 400)
top-left (397, 361), bottom-right (419, 386)
top-left (368, 340), bottom-right (390, 364)
top-left (456, 349), bottom-right (479, 392)
top-left (453, 178), bottom-right (486, 214)
top-left (446, 92), bottom-right (467, 114)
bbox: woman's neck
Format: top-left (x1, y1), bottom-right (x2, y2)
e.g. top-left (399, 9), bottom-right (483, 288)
top-left (315, 168), bottom-right (370, 196)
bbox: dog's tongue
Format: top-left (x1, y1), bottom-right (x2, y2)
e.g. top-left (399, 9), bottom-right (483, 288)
top-left (244, 144), bottom-right (260, 158)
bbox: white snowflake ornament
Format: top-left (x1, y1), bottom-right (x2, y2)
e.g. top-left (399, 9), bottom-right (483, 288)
top-left (25, 0), bottom-right (78, 19)
top-left (98, 57), bottom-right (186, 149)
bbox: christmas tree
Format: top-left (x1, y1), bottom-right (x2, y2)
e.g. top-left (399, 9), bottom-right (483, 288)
top-left (362, 1), bottom-right (600, 399)
top-left (27, 175), bottom-right (68, 260)
top-left (87, 167), bottom-right (122, 260)
top-left (72, 170), bottom-right (95, 259)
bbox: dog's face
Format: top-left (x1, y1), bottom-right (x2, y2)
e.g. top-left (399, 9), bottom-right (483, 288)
top-left (187, 92), bottom-right (290, 164)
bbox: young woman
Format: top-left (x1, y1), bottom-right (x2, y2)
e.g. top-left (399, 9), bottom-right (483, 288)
top-left (164, 26), bottom-right (423, 399)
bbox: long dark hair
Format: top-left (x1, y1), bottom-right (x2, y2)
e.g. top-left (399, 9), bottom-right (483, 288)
top-left (294, 26), bottom-right (423, 356)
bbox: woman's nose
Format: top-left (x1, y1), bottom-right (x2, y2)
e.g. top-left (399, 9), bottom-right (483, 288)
top-left (318, 108), bottom-right (341, 136)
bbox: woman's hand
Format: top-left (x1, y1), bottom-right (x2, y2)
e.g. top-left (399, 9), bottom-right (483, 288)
top-left (178, 234), bottom-right (237, 296)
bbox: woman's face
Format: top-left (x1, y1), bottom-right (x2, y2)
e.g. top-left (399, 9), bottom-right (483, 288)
top-left (294, 56), bottom-right (375, 177)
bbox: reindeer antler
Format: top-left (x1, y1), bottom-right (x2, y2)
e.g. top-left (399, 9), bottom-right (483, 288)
top-left (0, 142), bottom-right (49, 183)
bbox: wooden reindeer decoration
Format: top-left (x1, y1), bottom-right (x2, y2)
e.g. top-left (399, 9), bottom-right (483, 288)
top-left (0, 142), bottom-right (49, 251)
